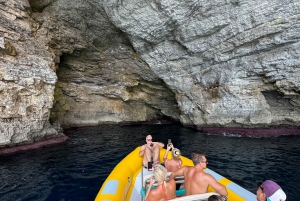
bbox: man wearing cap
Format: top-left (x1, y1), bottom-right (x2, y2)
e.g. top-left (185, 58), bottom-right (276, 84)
top-left (257, 180), bottom-right (286, 201)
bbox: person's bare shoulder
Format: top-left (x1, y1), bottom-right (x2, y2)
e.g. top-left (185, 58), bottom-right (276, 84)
top-left (204, 172), bottom-right (218, 182)
top-left (183, 165), bottom-right (195, 176)
top-left (169, 179), bottom-right (176, 186)
top-left (181, 165), bottom-right (190, 172)
top-left (148, 188), bottom-right (160, 201)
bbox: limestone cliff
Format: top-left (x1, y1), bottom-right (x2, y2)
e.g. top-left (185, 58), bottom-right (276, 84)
top-left (1, 0), bottom-right (300, 147)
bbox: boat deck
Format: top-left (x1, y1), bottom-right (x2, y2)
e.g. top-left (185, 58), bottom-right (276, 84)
top-left (130, 167), bottom-right (153, 201)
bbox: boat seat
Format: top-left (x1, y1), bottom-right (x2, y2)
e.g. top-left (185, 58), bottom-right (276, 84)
top-left (168, 192), bottom-right (221, 201)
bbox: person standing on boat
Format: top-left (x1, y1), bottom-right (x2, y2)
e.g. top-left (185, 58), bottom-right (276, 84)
top-left (163, 144), bottom-right (182, 172)
top-left (169, 152), bottom-right (228, 196)
top-left (139, 135), bottom-right (164, 169)
top-left (256, 180), bottom-right (286, 201)
top-left (145, 164), bottom-right (176, 201)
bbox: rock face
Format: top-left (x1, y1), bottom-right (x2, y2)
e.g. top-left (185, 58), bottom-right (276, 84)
top-left (104, 0), bottom-right (300, 127)
top-left (0, 0), bottom-right (63, 148)
top-left (1, 0), bottom-right (300, 147)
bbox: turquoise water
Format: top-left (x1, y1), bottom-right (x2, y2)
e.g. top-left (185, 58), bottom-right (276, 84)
top-left (0, 124), bottom-right (299, 201)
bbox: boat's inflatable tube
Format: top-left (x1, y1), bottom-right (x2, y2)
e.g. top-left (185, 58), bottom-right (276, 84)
top-left (95, 147), bottom-right (256, 201)
top-left (95, 147), bottom-right (142, 201)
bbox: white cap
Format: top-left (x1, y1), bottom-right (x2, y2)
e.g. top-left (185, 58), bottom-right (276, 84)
top-left (268, 188), bottom-right (286, 201)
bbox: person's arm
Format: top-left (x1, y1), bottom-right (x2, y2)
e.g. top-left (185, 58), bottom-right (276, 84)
top-left (145, 177), bottom-right (155, 201)
top-left (139, 145), bottom-right (146, 156)
top-left (169, 166), bottom-right (186, 180)
top-left (163, 144), bottom-right (172, 162)
top-left (154, 141), bottom-right (164, 148)
top-left (207, 174), bottom-right (228, 196)
top-left (163, 150), bottom-right (168, 163)
top-left (178, 159), bottom-right (182, 168)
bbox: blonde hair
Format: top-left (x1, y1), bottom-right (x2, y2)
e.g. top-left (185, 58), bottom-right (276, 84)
top-left (153, 164), bottom-right (168, 188)
top-left (172, 148), bottom-right (181, 160)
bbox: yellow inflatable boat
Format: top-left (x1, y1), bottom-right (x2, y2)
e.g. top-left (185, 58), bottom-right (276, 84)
top-left (95, 147), bottom-right (256, 201)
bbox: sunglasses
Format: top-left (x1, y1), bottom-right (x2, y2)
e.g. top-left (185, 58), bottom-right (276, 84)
top-left (147, 139), bottom-right (152, 141)
top-left (200, 160), bottom-right (208, 164)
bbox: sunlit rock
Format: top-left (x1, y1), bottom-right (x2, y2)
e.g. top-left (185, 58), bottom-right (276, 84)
top-left (1, 0), bottom-right (300, 148)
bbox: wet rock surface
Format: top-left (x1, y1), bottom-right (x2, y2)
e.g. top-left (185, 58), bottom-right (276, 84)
top-left (1, 0), bottom-right (300, 148)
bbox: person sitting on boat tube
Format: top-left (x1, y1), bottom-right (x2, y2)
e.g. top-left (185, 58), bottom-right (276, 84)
top-left (256, 180), bottom-right (286, 201)
top-left (145, 164), bottom-right (176, 201)
top-left (139, 135), bottom-right (164, 169)
top-left (169, 151), bottom-right (228, 196)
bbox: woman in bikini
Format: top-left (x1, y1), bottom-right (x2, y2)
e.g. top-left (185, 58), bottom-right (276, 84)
top-left (145, 164), bottom-right (176, 201)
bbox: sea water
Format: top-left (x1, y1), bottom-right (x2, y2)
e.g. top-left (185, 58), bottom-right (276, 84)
top-left (0, 124), bottom-right (299, 201)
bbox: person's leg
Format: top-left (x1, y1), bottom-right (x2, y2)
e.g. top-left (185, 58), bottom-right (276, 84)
top-left (153, 145), bottom-right (160, 164)
top-left (143, 146), bottom-right (152, 167)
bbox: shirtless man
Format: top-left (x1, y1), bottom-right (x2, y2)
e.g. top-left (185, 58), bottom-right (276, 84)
top-left (170, 152), bottom-right (228, 196)
top-left (163, 144), bottom-right (182, 172)
top-left (139, 135), bottom-right (164, 168)
top-left (145, 164), bottom-right (176, 201)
